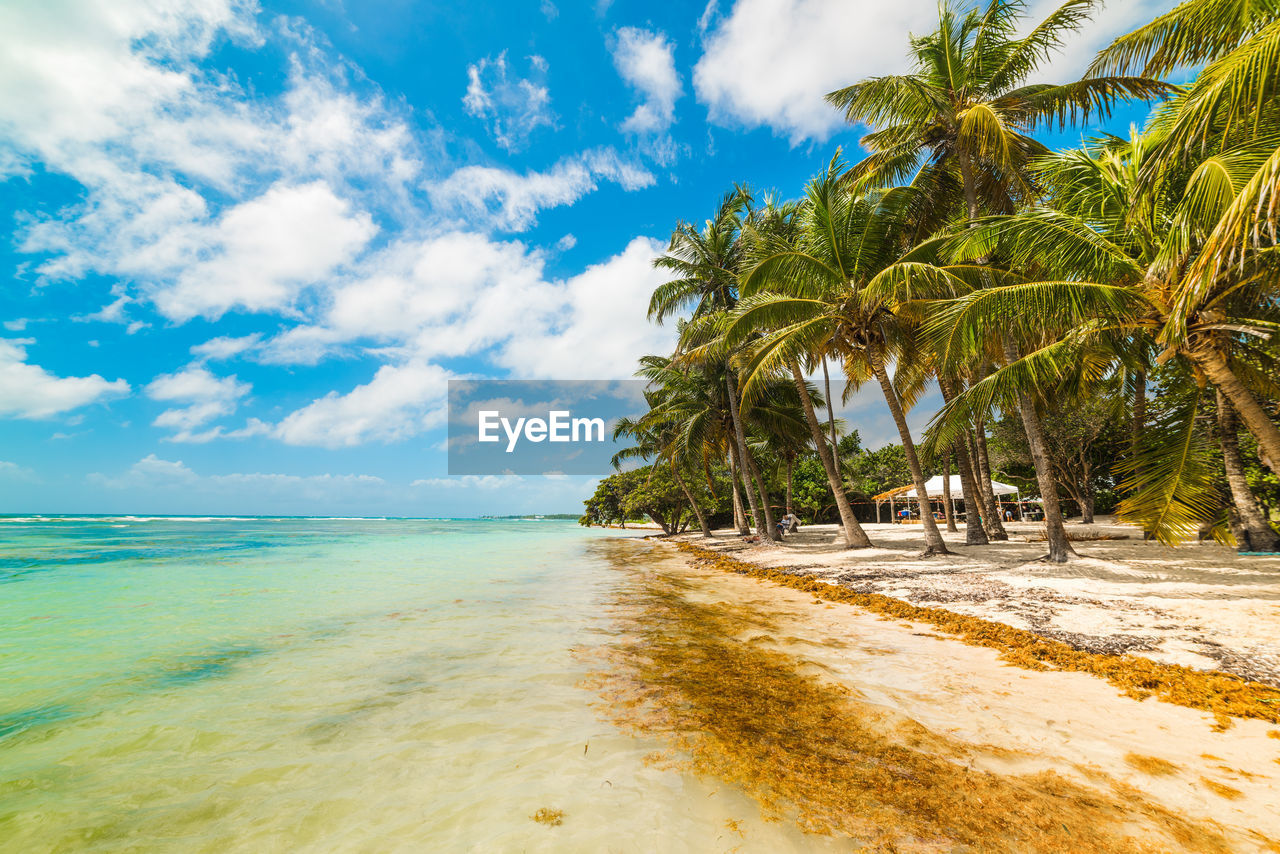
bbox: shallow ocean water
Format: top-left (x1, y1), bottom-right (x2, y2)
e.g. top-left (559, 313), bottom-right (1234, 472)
top-left (0, 517), bottom-right (845, 853)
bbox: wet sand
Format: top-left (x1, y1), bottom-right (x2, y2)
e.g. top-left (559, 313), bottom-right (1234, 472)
top-left (603, 537), bottom-right (1280, 851)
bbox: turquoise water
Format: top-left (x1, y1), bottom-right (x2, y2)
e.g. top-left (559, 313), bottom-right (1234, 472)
top-left (0, 517), bottom-right (842, 852)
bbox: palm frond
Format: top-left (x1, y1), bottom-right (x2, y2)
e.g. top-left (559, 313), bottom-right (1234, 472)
top-left (1115, 389), bottom-right (1226, 544)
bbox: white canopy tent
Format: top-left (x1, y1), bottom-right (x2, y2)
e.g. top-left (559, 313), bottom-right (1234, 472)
top-left (900, 475), bottom-right (1021, 498)
top-left (873, 476), bottom-right (1027, 523)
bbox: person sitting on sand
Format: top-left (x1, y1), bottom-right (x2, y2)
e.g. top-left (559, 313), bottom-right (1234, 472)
top-left (776, 513), bottom-right (800, 536)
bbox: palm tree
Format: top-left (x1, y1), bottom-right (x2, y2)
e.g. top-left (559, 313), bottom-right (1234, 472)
top-left (732, 159), bottom-right (954, 556)
top-left (826, 0), bottom-right (1173, 224)
top-left (612, 406), bottom-right (712, 539)
top-left (1216, 389), bottom-right (1280, 551)
top-left (1090, 0), bottom-right (1280, 468)
top-left (826, 0), bottom-right (1175, 559)
top-left (650, 190), bottom-right (781, 540)
top-left (737, 193), bottom-right (874, 548)
top-left (912, 125), bottom-right (1280, 545)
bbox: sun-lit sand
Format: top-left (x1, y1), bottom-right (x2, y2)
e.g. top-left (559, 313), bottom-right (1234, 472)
top-left (670, 518), bottom-right (1280, 685)
top-left (639, 533), bottom-right (1280, 850)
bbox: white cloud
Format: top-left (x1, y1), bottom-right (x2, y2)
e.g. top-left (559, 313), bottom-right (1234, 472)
top-left (324, 232), bottom-right (552, 351)
top-left (694, 0), bottom-right (935, 142)
top-left (0, 339), bottom-right (129, 419)
top-left (496, 236), bottom-right (679, 378)
top-left (698, 0), bottom-right (720, 33)
top-left (3, 319), bottom-right (28, 331)
top-left (273, 361), bottom-right (451, 448)
top-left (97, 453), bottom-right (198, 488)
top-left (145, 363), bottom-right (251, 441)
top-left (1025, 0), bottom-right (1181, 81)
top-left (0, 0), bottom-right (256, 176)
top-left (5, 1), bottom-right (418, 320)
top-left (0, 460), bottom-right (37, 481)
top-left (694, 0), bottom-right (1178, 143)
top-left (245, 233), bottom-right (675, 446)
top-left (412, 475), bottom-right (522, 490)
top-left (429, 148), bottom-right (654, 231)
top-left (277, 55), bottom-right (424, 192)
top-left (190, 333), bottom-right (263, 361)
top-left (153, 181), bottom-right (377, 321)
top-left (90, 454), bottom-right (386, 498)
top-left (463, 52), bottom-right (555, 151)
top-left (254, 231), bottom-right (675, 380)
top-left (611, 28), bottom-right (682, 135)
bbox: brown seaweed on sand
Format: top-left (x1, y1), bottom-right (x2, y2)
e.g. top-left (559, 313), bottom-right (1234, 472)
top-left (674, 542), bottom-right (1280, 726)
top-left (530, 807), bottom-right (564, 826)
top-left (588, 561), bottom-right (1244, 853)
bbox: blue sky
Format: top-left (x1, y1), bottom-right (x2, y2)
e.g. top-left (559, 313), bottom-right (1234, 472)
top-left (0, 0), bottom-right (1176, 516)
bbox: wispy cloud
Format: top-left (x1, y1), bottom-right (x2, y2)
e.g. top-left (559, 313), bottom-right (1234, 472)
top-left (428, 148), bottom-right (654, 231)
top-left (463, 51), bottom-right (556, 152)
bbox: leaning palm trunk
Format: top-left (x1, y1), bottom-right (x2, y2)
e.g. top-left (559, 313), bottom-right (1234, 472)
top-left (822, 358), bottom-right (841, 471)
top-left (1004, 345), bottom-right (1075, 561)
top-left (789, 361), bottom-right (873, 548)
top-left (673, 466), bottom-right (712, 538)
top-left (1194, 348), bottom-right (1280, 476)
top-left (726, 372), bottom-right (776, 540)
top-left (868, 346), bottom-right (950, 556)
top-left (937, 375), bottom-right (990, 545)
top-left (1216, 390), bottom-right (1280, 553)
top-left (727, 445), bottom-right (750, 533)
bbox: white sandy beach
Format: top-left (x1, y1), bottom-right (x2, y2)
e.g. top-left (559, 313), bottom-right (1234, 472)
top-left (641, 533), bottom-right (1280, 850)
top-left (670, 518), bottom-right (1280, 686)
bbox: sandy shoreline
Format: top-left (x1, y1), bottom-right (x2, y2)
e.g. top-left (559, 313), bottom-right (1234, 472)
top-left (612, 534), bottom-right (1280, 851)
top-left (665, 518), bottom-right (1280, 687)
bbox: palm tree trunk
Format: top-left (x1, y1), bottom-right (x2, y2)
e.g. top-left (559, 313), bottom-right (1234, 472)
top-left (743, 444), bottom-right (780, 541)
top-left (726, 372), bottom-right (775, 540)
top-left (942, 452), bottom-right (957, 532)
top-left (970, 418), bottom-right (1008, 540)
top-left (868, 346), bottom-right (950, 556)
top-left (954, 439), bottom-right (991, 545)
top-left (1216, 390), bottom-right (1280, 552)
top-left (785, 453), bottom-right (794, 516)
top-left (958, 148), bottom-right (980, 222)
top-left (1131, 370), bottom-right (1147, 452)
top-left (1194, 348), bottom-right (1280, 476)
top-left (1004, 344), bottom-right (1075, 562)
top-left (789, 361), bottom-right (873, 548)
top-left (956, 154), bottom-right (1010, 544)
top-left (673, 466), bottom-right (712, 539)
top-left (937, 375), bottom-right (990, 545)
top-left (1079, 455), bottom-right (1096, 524)
top-left (822, 357), bottom-right (841, 471)
top-left (727, 445), bottom-right (750, 534)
